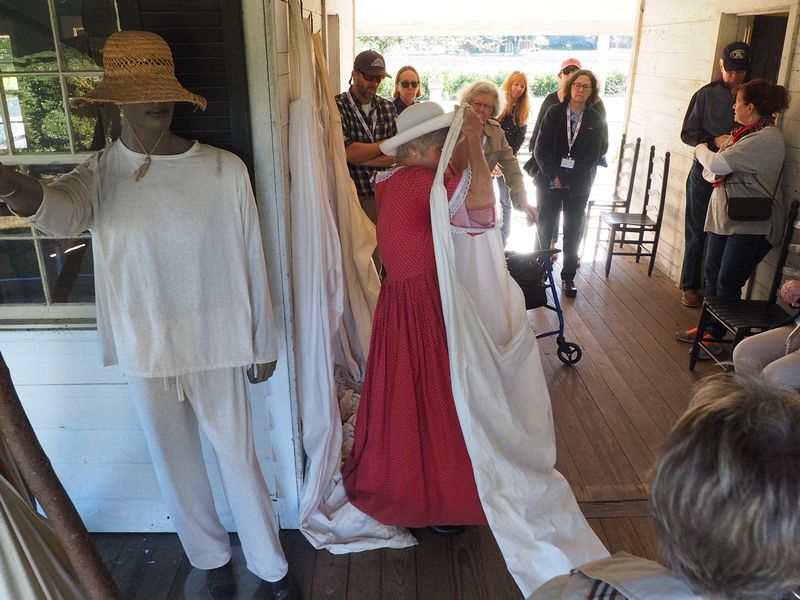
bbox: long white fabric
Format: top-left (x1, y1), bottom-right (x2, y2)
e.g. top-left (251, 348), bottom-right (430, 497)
top-left (286, 0), bottom-right (414, 552)
top-left (0, 443), bottom-right (84, 600)
top-left (432, 108), bottom-right (609, 596)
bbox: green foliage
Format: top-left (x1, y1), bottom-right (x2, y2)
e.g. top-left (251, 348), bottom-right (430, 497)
top-left (16, 77), bottom-right (69, 152)
top-left (604, 70), bottom-right (628, 96)
top-left (356, 36), bottom-right (404, 55)
top-left (529, 73), bottom-right (559, 97)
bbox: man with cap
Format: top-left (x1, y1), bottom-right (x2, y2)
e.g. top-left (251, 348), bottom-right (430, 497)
top-left (335, 49), bottom-right (398, 226)
top-left (0, 31), bottom-right (300, 600)
top-left (679, 41), bottom-right (750, 308)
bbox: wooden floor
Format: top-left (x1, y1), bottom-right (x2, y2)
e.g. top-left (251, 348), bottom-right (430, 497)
top-left (92, 254), bottom-right (719, 599)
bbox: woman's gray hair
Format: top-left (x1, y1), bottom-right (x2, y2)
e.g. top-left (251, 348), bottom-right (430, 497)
top-left (458, 80), bottom-right (503, 119)
top-left (650, 371), bottom-right (800, 599)
top-left (395, 127), bottom-right (449, 162)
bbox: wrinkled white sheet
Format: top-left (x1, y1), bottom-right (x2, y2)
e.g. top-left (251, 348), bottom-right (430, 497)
top-left (432, 108), bottom-right (609, 596)
top-left (286, 0), bottom-right (415, 552)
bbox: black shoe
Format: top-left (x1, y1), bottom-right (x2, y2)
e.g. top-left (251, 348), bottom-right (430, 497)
top-left (562, 280), bottom-right (577, 298)
top-left (206, 561), bottom-right (236, 600)
top-left (430, 524), bottom-right (465, 535)
top-left (254, 572), bottom-right (302, 600)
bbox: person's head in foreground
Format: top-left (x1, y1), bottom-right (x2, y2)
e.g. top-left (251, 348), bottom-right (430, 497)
top-left (651, 372), bottom-right (800, 599)
top-left (380, 102), bottom-right (453, 167)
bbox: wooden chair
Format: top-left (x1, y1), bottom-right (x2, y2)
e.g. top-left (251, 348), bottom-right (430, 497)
top-left (689, 200), bottom-right (800, 370)
top-left (594, 146), bottom-right (669, 277)
top-left (586, 134), bottom-right (641, 215)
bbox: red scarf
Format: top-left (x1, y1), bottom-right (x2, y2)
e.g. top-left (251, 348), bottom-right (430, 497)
top-left (711, 116), bottom-right (775, 188)
top-left (728, 115), bottom-right (776, 146)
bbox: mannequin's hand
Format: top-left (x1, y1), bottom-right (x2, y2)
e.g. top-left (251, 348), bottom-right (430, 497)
top-left (247, 361), bottom-right (277, 384)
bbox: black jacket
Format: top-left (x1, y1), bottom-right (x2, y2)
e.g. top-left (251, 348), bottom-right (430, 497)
top-left (680, 79), bottom-right (738, 151)
top-left (533, 100), bottom-right (605, 196)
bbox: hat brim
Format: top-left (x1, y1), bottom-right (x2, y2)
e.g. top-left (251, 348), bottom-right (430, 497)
top-left (75, 76), bottom-right (207, 111)
top-left (722, 60), bottom-right (750, 72)
top-left (380, 111), bottom-right (455, 156)
top-left (360, 68), bottom-right (392, 78)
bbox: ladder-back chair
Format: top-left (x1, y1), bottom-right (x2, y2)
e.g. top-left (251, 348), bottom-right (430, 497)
top-left (594, 146), bottom-right (669, 277)
top-left (689, 200), bottom-right (800, 370)
top-left (586, 134), bottom-right (641, 215)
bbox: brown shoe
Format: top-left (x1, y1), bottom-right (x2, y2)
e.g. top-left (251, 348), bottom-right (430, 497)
top-left (681, 289), bottom-right (703, 308)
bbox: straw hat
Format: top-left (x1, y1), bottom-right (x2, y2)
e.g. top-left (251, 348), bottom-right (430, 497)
top-left (79, 30), bottom-right (207, 110)
top-left (380, 102), bottom-right (454, 156)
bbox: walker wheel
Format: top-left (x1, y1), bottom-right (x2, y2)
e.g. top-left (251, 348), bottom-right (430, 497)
top-left (557, 342), bottom-right (582, 365)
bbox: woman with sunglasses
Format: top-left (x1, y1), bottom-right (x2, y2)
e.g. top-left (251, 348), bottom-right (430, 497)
top-left (496, 71), bottom-right (531, 245)
top-left (533, 69), bottom-right (606, 298)
top-left (393, 65), bottom-right (422, 115)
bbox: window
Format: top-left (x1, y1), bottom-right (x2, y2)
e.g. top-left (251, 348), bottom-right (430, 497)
top-left (0, 0), bottom-right (117, 318)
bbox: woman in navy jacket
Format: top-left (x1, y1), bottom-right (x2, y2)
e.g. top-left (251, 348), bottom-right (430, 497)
top-left (534, 69), bottom-right (605, 297)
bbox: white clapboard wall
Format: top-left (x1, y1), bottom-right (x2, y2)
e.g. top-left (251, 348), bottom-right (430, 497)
top-left (0, 328), bottom-right (300, 532)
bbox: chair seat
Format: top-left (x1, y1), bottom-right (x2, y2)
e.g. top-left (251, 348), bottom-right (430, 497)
top-left (705, 297), bottom-right (792, 330)
top-left (599, 212), bottom-right (656, 228)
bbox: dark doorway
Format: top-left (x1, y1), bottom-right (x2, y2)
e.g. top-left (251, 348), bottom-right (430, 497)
top-left (748, 14), bottom-right (788, 83)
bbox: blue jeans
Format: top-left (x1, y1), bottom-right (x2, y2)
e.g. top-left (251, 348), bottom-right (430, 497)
top-left (496, 175), bottom-right (512, 246)
top-left (680, 160), bottom-right (713, 291)
top-left (704, 233), bottom-right (772, 299)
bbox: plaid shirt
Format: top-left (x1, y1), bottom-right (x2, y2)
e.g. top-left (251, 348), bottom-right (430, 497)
top-left (335, 89), bottom-right (397, 197)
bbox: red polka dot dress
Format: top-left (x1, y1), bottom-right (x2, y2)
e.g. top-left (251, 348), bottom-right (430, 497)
top-left (342, 166), bottom-right (488, 527)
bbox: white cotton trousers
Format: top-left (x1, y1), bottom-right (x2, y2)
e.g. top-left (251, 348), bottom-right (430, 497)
top-left (127, 367), bottom-right (288, 582)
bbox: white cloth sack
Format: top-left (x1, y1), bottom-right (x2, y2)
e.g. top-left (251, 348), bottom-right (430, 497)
top-left (286, 0), bottom-right (414, 552)
top-left (432, 108), bottom-right (609, 596)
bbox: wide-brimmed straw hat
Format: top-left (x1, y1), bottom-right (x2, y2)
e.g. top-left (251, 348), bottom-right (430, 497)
top-left (380, 102), bottom-right (454, 156)
top-left (78, 30), bottom-right (207, 110)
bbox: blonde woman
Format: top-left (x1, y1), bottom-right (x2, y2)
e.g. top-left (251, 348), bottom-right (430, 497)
top-left (496, 71), bottom-right (531, 244)
top-left (392, 65), bottom-right (422, 115)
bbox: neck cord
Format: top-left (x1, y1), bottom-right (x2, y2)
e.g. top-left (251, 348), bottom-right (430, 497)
top-left (130, 128), bottom-right (166, 182)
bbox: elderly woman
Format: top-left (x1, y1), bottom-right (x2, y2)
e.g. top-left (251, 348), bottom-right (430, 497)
top-left (533, 69), bottom-right (606, 297)
top-left (392, 65), bottom-right (422, 115)
top-left (676, 80), bottom-right (791, 352)
top-left (532, 372), bottom-right (800, 599)
top-left (496, 71), bottom-right (531, 245)
top-left (732, 279), bottom-right (800, 391)
top-left (459, 80), bottom-right (538, 232)
top-left (342, 102), bottom-right (496, 529)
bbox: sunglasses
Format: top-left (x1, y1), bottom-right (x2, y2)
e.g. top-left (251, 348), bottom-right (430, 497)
top-left (358, 70), bottom-right (384, 83)
top-left (400, 80), bottom-right (419, 88)
top-left (562, 67), bottom-right (579, 75)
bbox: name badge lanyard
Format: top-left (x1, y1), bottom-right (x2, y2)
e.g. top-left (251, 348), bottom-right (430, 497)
top-left (346, 90), bottom-right (376, 143)
top-left (565, 105), bottom-right (583, 158)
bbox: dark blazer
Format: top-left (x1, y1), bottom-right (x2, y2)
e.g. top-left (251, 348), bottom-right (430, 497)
top-left (533, 100), bottom-right (605, 197)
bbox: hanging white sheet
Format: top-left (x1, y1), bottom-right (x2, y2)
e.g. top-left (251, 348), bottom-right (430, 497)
top-left (432, 108), bottom-right (609, 597)
top-left (286, 0), bottom-right (415, 552)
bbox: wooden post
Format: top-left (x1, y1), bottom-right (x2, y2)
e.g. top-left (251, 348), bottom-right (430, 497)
top-left (0, 352), bottom-right (122, 600)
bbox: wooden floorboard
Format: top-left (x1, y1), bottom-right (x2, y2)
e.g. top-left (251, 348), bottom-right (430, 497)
top-left (89, 254), bottom-right (711, 598)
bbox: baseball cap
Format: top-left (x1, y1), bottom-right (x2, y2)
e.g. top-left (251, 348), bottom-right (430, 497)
top-left (560, 58), bottom-right (582, 72)
top-left (354, 50), bottom-right (391, 78)
top-left (721, 42), bottom-right (751, 72)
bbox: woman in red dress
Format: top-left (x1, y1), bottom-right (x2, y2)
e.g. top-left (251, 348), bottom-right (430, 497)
top-left (342, 102), bottom-right (496, 528)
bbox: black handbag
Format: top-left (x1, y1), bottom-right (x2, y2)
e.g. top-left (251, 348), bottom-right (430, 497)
top-left (505, 251), bottom-right (548, 309)
top-left (523, 155), bottom-right (539, 178)
top-left (725, 168), bottom-right (782, 222)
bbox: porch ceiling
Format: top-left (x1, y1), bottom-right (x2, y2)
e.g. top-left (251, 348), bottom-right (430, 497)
top-left (356, 0), bottom-right (638, 36)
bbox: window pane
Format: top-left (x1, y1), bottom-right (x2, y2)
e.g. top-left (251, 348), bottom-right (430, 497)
top-left (40, 237), bottom-right (94, 303)
top-left (69, 76), bottom-right (117, 151)
top-left (10, 75), bottom-right (69, 152)
top-left (0, 1), bottom-right (59, 72)
top-left (55, 0), bottom-right (115, 72)
top-left (0, 239), bottom-right (46, 304)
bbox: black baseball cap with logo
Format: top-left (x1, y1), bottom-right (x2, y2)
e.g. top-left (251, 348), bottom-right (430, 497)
top-left (721, 41), bottom-right (751, 72)
top-left (353, 50), bottom-right (391, 78)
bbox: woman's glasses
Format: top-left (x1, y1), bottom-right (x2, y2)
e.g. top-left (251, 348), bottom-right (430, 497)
top-left (572, 83), bottom-right (593, 91)
top-left (400, 80), bottom-right (419, 88)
